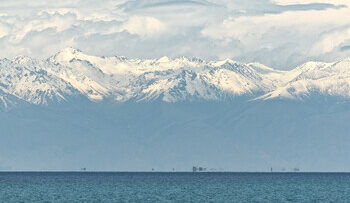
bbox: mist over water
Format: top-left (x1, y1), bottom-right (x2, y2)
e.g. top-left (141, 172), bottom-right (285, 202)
top-left (1, 99), bottom-right (350, 172)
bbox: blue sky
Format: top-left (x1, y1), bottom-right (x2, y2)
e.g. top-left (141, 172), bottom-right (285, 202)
top-left (0, 0), bottom-right (349, 69)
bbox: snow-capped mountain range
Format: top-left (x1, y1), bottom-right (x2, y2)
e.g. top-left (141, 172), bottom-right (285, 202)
top-left (2, 48), bottom-right (350, 172)
top-left (1, 47), bottom-right (350, 108)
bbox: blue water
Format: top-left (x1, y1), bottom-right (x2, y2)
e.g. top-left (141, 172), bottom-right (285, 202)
top-left (0, 172), bottom-right (350, 202)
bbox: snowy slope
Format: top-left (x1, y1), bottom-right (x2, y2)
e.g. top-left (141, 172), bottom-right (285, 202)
top-left (1, 48), bottom-right (350, 109)
top-left (0, 57), bottom-right (78, 106)
top-left (48, 48), bottom-right (278, 102)
top-left (259, 59), bottom-right (350, 100)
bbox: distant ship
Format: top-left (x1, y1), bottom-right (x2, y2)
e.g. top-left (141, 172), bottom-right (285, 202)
top-left (192, 166), bottom-right (207, 172)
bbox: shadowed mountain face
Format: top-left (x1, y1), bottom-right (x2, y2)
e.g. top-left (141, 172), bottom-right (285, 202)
top-left (1, 49), bottom-right (350, 171)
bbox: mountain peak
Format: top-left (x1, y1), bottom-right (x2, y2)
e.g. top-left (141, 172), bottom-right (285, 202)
top-left (158, 56), bottom-right (170, 63)
top-left (52, 47), bottom-right (83, 62)
top-left (1, 48), bottom-right (350, 106)
top-left (12, 55), bottom-right (35, 64)
top-left (60, 47), bottom-right (82, 54)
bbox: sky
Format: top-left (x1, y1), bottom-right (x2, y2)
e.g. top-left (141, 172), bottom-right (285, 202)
top-left (0, 0), bottom-right (350, 69)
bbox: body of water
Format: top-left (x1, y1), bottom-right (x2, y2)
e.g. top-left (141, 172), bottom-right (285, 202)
top-left (0, 172), bottom-right (349, 202)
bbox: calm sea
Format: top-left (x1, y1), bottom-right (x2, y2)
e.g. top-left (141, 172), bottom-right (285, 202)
top-left (0, 172), bottom-right (349, 202)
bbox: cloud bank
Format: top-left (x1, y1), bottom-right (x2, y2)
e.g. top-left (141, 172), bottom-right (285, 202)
top-left (0, 0), bottom-right (349, 69)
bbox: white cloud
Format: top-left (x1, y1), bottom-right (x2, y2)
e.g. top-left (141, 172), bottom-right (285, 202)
top-left (272, 0), bottom-right (349, 6)
top-left (12, 12), bottom-right (77, 43)
top-left (202, 7), bottom-right (350, 42)
top-left (120, 16), bottom-right (167, 37)
top-left (0, 22), bottom-right (10, 38)
top-left (311, 27), bottom-right (350, 54)
top-left (201, 4), bottom-right (350, 67)
top-left (0, 0), bottom-right (349, 69)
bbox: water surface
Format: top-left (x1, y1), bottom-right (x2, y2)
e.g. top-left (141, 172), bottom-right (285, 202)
top-left (0, 172), bottom-right (349, 202)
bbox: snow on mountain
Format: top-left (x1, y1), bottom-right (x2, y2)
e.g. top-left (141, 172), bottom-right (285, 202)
top-left (46, 48), bottom-right (279, 102)
top-left (259, 59), bottom-right (350, 100)
top-left (0, 57), bottom-right (77, 106)
top-left (1, 47), bottom-right (350, 108)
